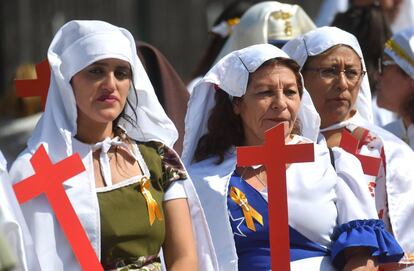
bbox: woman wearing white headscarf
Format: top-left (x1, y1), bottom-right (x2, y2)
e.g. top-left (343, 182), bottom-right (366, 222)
top-left (9, 20), bottom-right (217, 271)
top-left (182, 44), bottom-right (403, 271)
top-left (283, 26), bottom-right (414, 268)
top-left (377, 27), bottom-right (414, 150)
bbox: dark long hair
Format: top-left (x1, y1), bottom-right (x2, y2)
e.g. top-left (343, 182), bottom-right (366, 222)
top-left (193, 58), bottom-right (303, 164)
top-left (113, 76), bottom-right (139, 139)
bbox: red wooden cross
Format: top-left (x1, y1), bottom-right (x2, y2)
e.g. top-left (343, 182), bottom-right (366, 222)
top-left (13, 145), bottom-right (104, 271)
top-left (15, 59), bottom-right (50, 110)
top-left (237, 123), bottom-right (314, 270)
top-left (339, 130), bottom-right (381, 176)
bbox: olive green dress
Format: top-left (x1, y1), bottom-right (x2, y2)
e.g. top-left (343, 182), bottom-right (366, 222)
top-left (97, 141), bottom-right (186, 270)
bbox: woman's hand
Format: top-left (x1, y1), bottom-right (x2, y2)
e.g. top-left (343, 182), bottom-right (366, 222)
top-left (162, 198), bottom-right (198, 271)
top-left (343, 247), bottom-right (379, 271)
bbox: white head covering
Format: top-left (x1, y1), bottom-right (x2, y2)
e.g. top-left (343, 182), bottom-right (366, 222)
top-left (214, 1), bottom-right (316, 64)
top-left (27, 20), bottom-right (178, 162)
top-left (384, 26), bottom-right (414, 80)
top-left (182, 44), bottom-right (320, 165)
top-left (282, 26), bottom-right (373, 124)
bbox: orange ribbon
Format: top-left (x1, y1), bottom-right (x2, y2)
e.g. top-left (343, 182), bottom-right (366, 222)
top-left (230, 186), bottom-right (263, 231)
top-left (140, 177), bottom-right (163, 225)
top-left (226, 18), bottom-right (240, 27)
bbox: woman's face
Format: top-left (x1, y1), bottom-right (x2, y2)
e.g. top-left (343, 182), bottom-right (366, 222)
top-left (302, 46), bottom-right (364, 128)
top-left (377, 55), bottom-right (414, 114)
top-left (233, 62), bottom-right (301, 146)
top-left (71, 58), bottom-right (132, 126)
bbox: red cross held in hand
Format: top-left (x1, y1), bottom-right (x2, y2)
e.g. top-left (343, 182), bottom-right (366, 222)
top-left (339, 129), bottom-right (381, 176)
top-left (13, 145), bottom-right (104, 271)
top-left (237, 124), bottom-right (314, 271)
top-left (15, 59), bottom-right (50, 110)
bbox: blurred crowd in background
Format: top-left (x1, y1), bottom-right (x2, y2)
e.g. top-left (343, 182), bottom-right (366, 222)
top-left (0, 0), bottom-right (413, 162)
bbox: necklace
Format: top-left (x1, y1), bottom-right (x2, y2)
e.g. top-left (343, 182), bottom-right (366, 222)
top-left (240, 166), bottom-right (267, 188)
top-left (254, 171), bottom-right (267, 188)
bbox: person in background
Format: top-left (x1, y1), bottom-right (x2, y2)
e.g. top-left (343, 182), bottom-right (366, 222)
top-left (316, 0), bottom-right (412, 33)
top-left (331, 0), bottom-right (397, 127)
top-left (213, 1), bottom-right (316, 62)
top-left (188, 1), bottom-right (316, 95)
top-left (136, 41), bottom-right (189, 154)
top-left (283, 26), bottom-right (414, 269)
top-left (182, 43), bottom-right (403, 271)
top-left (377, 27), bottom-right (414, 150)
top-left (9, 20), bottom-right (217, 271)
top-left (0, 64), bottom-right (42, 163)
top-left (187, 0), bottom-right (260, 93)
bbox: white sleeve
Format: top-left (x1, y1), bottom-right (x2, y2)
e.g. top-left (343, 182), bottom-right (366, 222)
top-left (1, 151), bottom-right (41, 271)
top-left (332, 147), bottom-right (378, 224)
top-left (163, 180), bottom-right (187, 201)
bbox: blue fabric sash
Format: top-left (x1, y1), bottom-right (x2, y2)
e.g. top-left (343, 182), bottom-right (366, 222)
top-left (227, 173), bottom-right (329, 271)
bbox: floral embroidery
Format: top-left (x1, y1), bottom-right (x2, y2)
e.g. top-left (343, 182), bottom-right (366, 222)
top-left (154, 143), bottom-right (187, 190)
top-left (106, 255), bottom-right (162, 271)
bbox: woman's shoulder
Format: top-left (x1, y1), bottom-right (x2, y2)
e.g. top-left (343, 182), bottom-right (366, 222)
top-left (136, 140), bottom-right (164, 151)
top-left (137, 140), bottom-right (188, 185)
top-left (136, 140), bottom-right (181, 164)
top-left (136, 140), bottom-right (173, 163)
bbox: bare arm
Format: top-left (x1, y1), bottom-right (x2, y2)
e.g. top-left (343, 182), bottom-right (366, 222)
top-left (162, 198), bottom-right (198, 271)
top-left (343, 247), bottom-right (379, 271)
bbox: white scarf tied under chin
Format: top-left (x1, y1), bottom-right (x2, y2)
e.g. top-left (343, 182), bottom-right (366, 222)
top-left (92, 137), bottom-right (136, 186)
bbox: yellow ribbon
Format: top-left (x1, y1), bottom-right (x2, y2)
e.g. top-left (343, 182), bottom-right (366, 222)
top-left (226, 18), bottom-right (240, 27)
top-left (140, 177), bottom-right (163, 225)
top-left (230, 186), bottom-right (263, 231)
